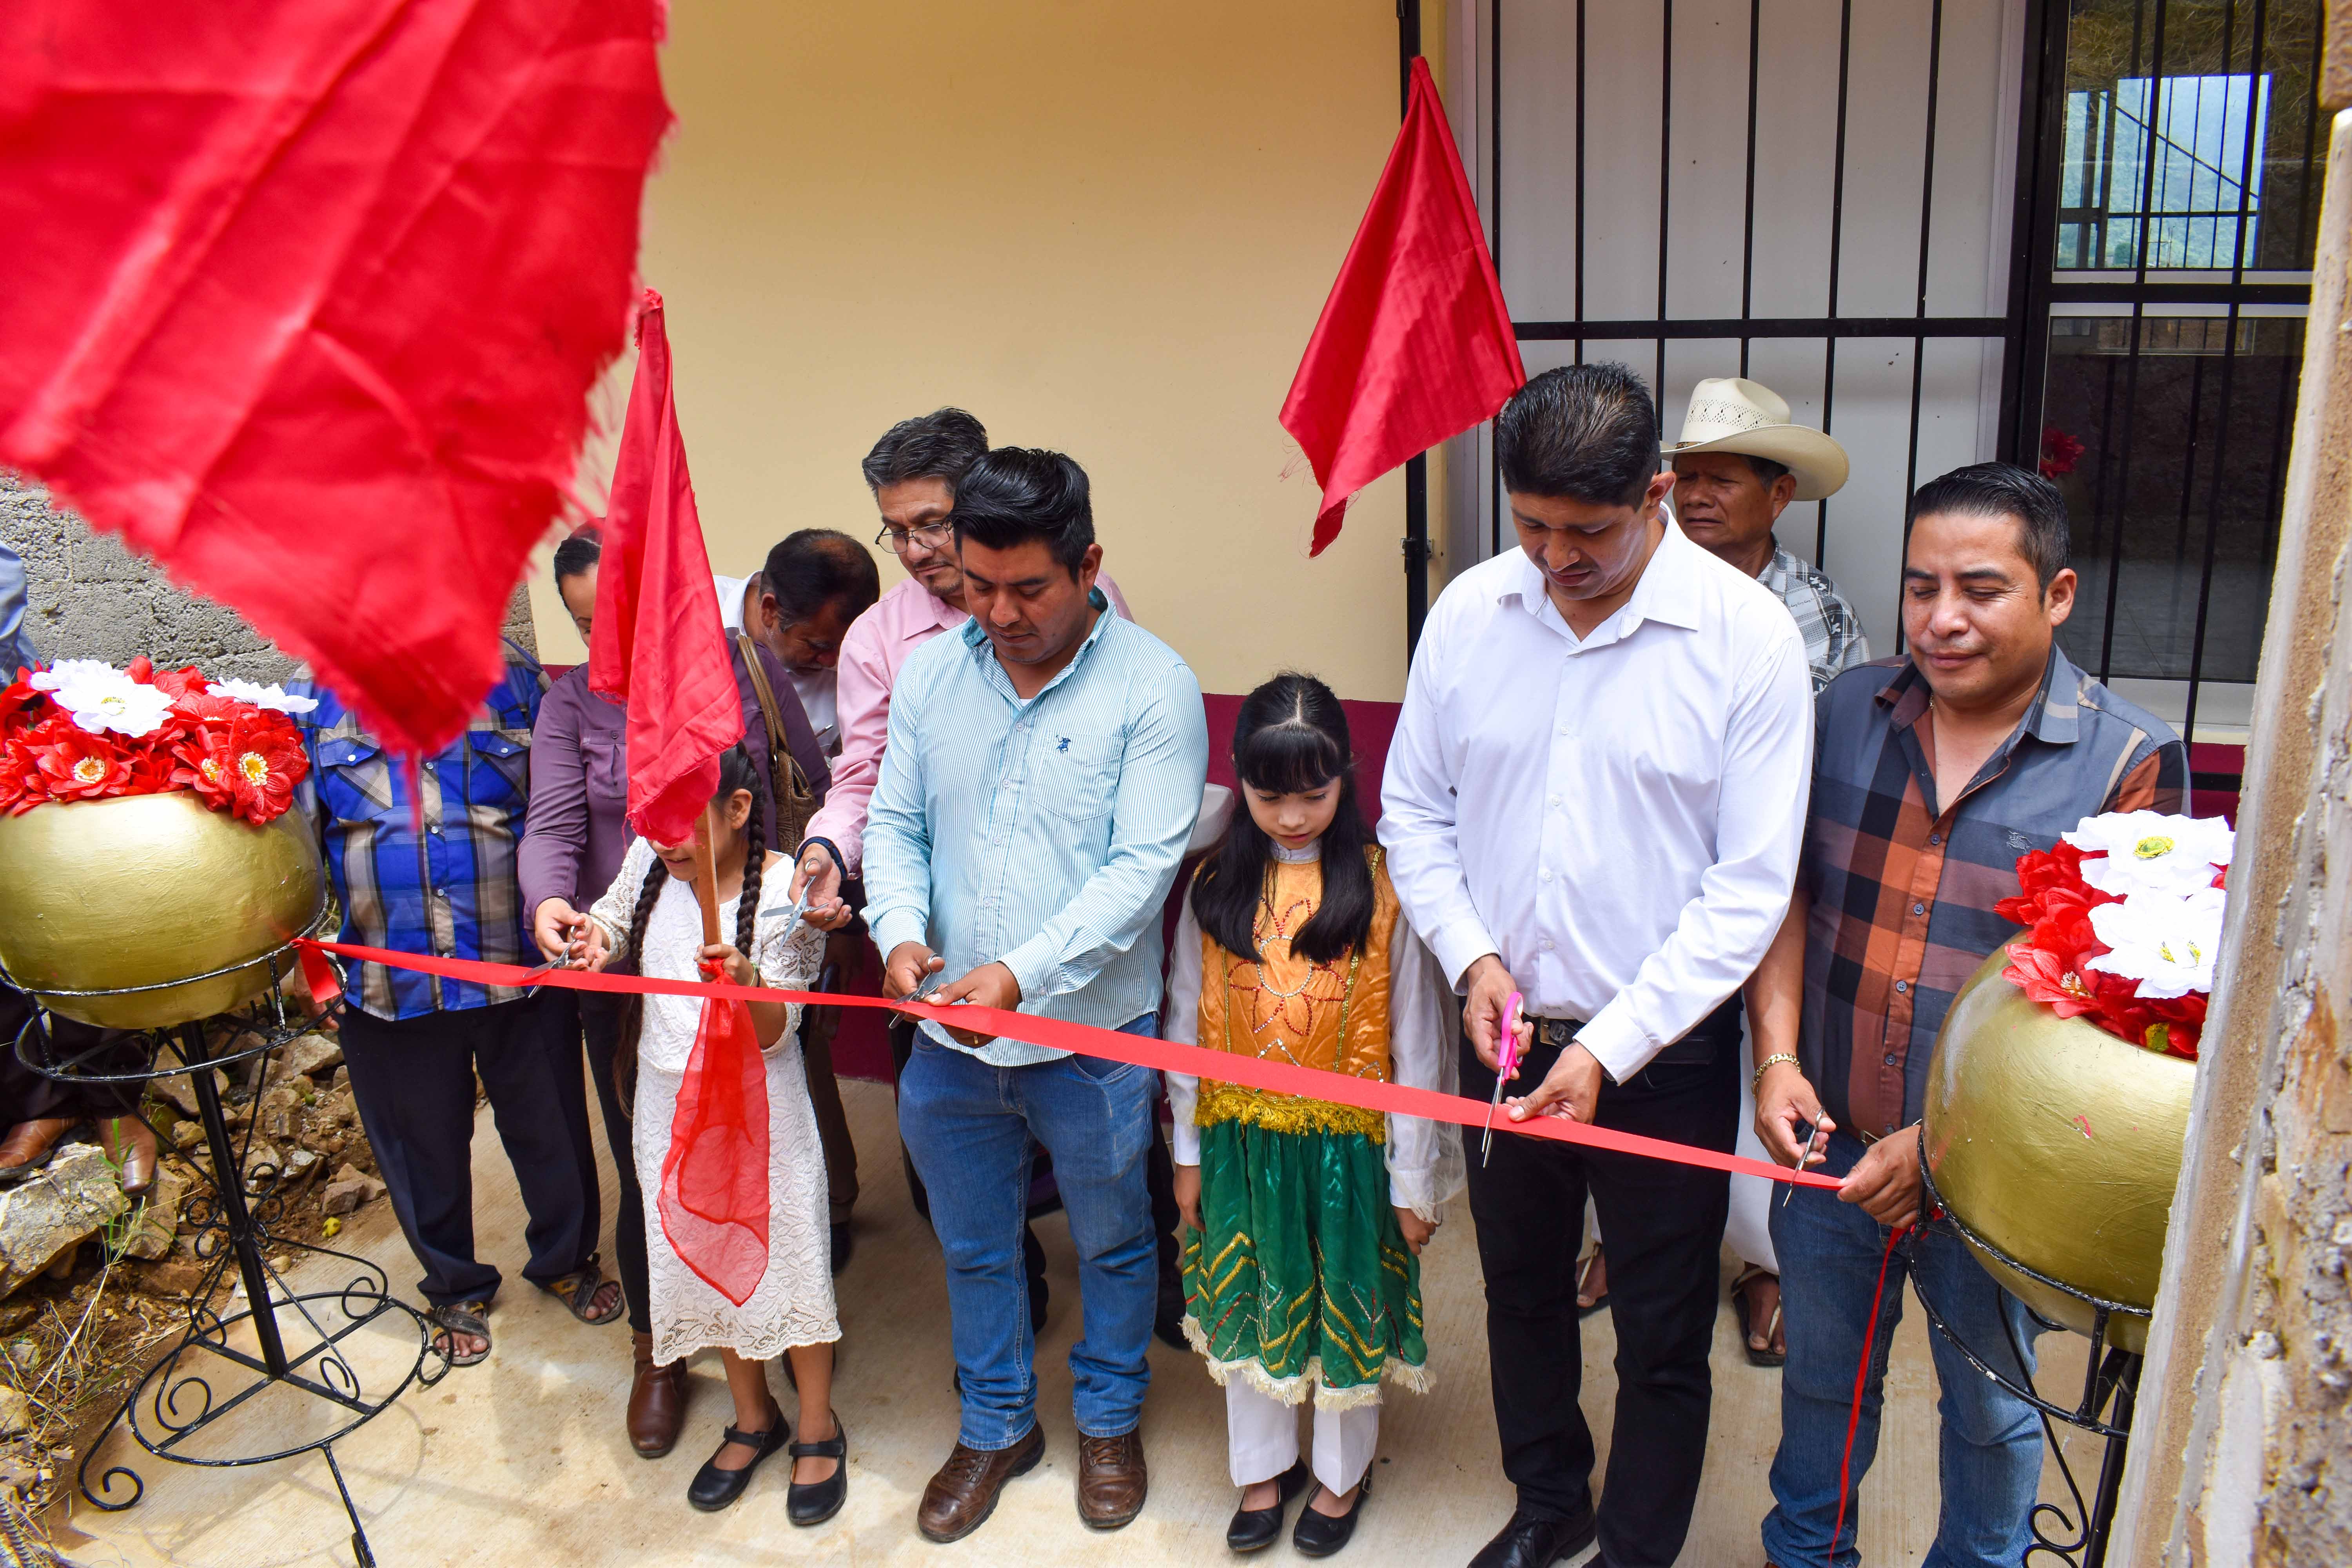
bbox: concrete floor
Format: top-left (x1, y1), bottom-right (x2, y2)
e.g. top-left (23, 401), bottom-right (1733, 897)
top-left (62, 1079), bottom-right (2110, 1568)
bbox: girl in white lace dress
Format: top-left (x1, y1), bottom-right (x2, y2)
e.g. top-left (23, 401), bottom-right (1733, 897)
top-left (575, 746), bottom-right (845, 1521)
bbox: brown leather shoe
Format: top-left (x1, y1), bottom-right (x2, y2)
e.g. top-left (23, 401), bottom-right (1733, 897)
top-left (627, 1330), bottom-right (688, 1458)
top-left (917, 1425), bottom-right (1045, 1543)
top-left (1076, 1429), bottom-right (1147, 1530)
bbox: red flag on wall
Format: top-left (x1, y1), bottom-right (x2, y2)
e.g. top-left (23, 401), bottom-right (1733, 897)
top-left (0, 0), bottom-right (671, 757)
top-left (1280, 57), bottom-right (1524, 555)
top-left (589, 291), bottom-right (746, 847)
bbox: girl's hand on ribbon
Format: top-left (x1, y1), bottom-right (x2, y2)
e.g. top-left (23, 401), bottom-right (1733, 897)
top-left (570, 920), bottom-right (613, 973)
top-left (698, 941), bottom-right (756, 989)
top-left (1393, 1207), bottom-right (1437, 1257)
top-left (1172, 1162), bottom-right (1203, 1236)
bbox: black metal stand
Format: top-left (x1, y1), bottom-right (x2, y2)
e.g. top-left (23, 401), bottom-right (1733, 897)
top-left (1912, 1149), bottom-right (2143, 1567)
top-left (12, 958), bottom-right (448, 1567)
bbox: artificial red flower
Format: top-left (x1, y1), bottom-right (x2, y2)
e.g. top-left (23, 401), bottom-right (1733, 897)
top-left (32, 728), bottom-right (131, 800)
top-left (171, 726), bottom-right (239, 812)
top-left (124, 655), bottom-right (155, 684)
top-left (169, 686), bottom-right (243, 726)
top-left (0, 675), bottom-right (44, 734)
top-left (2040, 424), bottom-right (2085, 479)
top-left (149, 664), bottom-right (207, 700)
top-left (0, 744), bottom-right (47, 815)
top-left (223, 719), bottom-right (305, 824)
top-left (1999, 945), bottom-right (2104, 1020)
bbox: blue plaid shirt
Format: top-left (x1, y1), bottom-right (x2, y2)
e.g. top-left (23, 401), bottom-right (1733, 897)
top-left (290, 659), bottom-right (545, 1020)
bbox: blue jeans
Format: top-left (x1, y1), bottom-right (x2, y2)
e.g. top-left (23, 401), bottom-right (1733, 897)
top-left (898, 1016), bottom-right (1161, 1450)
top-left (1762, 1133), bottom-right (2047, 1568)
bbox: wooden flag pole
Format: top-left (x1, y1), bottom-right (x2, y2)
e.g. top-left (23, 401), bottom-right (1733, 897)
top-left (690, 804), bottom-right (725, 946)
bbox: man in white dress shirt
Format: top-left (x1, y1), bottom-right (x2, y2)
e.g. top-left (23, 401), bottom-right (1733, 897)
top-left (715, 529), bottom-right (880, 753)
top-left (1381, 364), bottom-right (1813, 1568)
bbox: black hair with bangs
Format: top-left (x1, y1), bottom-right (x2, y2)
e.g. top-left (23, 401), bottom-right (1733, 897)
top-left (1190, 672), bottom-right (1374, 965)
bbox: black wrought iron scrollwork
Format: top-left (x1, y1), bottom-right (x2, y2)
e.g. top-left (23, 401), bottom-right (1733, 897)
top-left (21, 961), bottom-right (434, 1568)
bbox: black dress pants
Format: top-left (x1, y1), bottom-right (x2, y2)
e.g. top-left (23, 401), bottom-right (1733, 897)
top-left (1460, 1020), bottom-right (1740, 1568)
top-left (573, 990), bottom-right (650, 1334)
top-left (338, 991), bottom-right (601, 1308)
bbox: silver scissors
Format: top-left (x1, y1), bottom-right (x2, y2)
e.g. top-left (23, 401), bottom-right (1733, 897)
top-left (906, 963), bottom-right (948, 1004)
top-left (1784, 1120), bottom-right (1826, 1207)
top-left (757, 878), bottom-right (814, 944)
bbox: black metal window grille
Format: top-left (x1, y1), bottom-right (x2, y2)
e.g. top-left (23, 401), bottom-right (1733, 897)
top-left (1461, 0), bottom-right (2318, 768)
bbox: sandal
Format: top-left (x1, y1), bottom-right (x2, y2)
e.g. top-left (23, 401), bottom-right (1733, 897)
top-left (538, 1255), bottom-right (625, 1325)
top-left (426, 1299), bottom-right (492, 1367)
top-left (1731, 1264), bottom-right (1786, 1367)
top-left (1576, 1245), bottom-right (1610, 1319)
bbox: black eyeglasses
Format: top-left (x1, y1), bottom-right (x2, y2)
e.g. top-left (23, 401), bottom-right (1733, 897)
top-left (874, 521), bottom-right (954, 555)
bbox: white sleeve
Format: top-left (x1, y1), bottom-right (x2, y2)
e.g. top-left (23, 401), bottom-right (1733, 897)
top-left (1573, 624), bottom-right (1815, 1079)
top-left (1163, 894), bottom-right (1206, 1166)
top-left (1378, 610), bottom-right (1499, 988)
top-left (586, 838), bottom-right (657, 960)
top-left (1385, 904), bottom-right (1464, 1221)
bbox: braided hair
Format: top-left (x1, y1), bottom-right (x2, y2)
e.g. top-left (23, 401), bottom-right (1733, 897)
top-left (612, 744), bottom-right (771, 1108)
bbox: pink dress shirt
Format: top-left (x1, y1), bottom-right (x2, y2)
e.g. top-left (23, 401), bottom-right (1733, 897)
top-left (804, 569), bottom-right (1131, 873)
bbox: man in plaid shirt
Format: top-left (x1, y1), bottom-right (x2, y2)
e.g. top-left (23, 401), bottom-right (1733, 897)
top-left (293, 652), bottom-right (618, 1363)
top-left (1748, 465), bottom-right (2185, 1568)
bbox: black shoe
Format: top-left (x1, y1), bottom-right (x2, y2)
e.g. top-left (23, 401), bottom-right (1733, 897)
top-left (786, 1417), bottom-right (849, 1526)
top-left (830, 1221), bottom-right (853, 1275)
top-left (1226, 1459), bottom-right (1311, 1552)
top-left (686, 1410), bottom-right (789, 1512)
top-left (1468, 1508), bottom-right (1599, 1568)
top-left (1293, 1473), bottom-right (1371, 1558)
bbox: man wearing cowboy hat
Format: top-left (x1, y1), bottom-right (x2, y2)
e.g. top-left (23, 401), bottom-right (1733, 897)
top-left (1640, 379), bottom-right (1873, 1372)
top-left (1666, 377), bottom-right (1871, 693)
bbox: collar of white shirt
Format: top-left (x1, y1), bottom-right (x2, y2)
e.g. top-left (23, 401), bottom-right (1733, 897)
top-left (1497, 516), bottom-right (1708, 647)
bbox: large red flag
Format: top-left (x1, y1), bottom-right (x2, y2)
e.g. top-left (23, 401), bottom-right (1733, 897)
top-left (590, 289), bottom-right (766, 1307)
top-left (589, 291), bottom-right (745, 847)
top-left (0, 1), bottom-right (671, 757)
top-left (1280, 57), bottom-right (1524, 555)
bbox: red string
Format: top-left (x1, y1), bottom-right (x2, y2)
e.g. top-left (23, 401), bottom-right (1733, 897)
top-left (1829, 1221), bottom-right (1909, 1567)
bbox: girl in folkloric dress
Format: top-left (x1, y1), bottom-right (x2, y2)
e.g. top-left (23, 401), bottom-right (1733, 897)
top-left (573, 744), bottom-right (846, 1523)
top-left (1166, 674), bottom-right (1461, 1559)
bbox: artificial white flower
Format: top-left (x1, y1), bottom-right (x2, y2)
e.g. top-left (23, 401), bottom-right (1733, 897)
top-left (50, 667), bottom-right (175, 737)
top-left (207, 678), bottom-right (319, 715)
top-left (27, 658), bottom-right (121, 692)
top-left (2063, 809), bottom-right (2234, 897)
top-left (2083, 887), bottom-right (2227, 999)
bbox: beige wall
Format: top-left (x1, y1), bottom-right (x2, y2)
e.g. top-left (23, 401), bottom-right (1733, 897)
top-left (531, 0), bottom-right (1442, 702)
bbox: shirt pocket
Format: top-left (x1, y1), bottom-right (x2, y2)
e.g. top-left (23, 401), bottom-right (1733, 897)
top-left (580, 734), bottom-right (628, 817)
top-left (464, 728), bottom-right (532, 813)
top-left (316, 736), bottom-right (395, 824)
top-left (1032, 730), bottom-right (1122, 822)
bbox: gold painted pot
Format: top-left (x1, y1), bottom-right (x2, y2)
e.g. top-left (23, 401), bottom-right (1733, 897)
top-left (0, 793), bottom-right (323, 1030)
top-left (1921, 942), bottom-right (2195, 1353)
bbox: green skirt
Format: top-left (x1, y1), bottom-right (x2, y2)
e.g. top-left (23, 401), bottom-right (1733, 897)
top-left (1181, 1116), bottom-right (1428, 1407)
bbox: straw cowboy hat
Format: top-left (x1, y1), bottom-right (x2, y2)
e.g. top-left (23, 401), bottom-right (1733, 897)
top-left (1662, 377), bottom-right (1849, 501)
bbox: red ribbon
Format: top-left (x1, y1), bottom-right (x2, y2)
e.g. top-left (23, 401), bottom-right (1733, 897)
top-left (298, 938), bottom-right (1843, 1192)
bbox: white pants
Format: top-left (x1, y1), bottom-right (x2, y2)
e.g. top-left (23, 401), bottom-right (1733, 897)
top-left (1226, 1380), bottom-right (1379, 1495)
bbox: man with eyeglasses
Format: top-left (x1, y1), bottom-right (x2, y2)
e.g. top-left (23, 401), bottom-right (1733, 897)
top-left (790, 408), bottom-right (1130, 924)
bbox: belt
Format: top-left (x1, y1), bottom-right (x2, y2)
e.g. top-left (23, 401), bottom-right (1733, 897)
top-left (1524, 995), bottom-right (1744, 1068)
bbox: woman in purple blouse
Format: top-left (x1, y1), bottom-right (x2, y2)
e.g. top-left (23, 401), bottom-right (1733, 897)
top-left (519, 527), bottom-right (833, 1461)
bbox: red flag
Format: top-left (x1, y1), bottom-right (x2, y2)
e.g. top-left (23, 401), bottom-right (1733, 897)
top-left (1280, 58), bottom-right (1524, 555)
top-left (0, 1), bottom-right (671, 757)
top-left (659, 990), bottom-right (771, 1306)
top-left (589, 292), bottom-right (745, 847)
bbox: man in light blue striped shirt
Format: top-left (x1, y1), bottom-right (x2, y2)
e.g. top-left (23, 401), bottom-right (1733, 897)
top-left (865, 447), bottom-right (1207, 1542)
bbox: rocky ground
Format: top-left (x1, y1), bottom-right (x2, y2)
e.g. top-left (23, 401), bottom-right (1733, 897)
top-left (0, 1018), bottom-right (389, 1535)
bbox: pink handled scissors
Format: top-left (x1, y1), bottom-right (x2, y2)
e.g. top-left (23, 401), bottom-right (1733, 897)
top-left (1481, 991), bottom-right (1526, 1167)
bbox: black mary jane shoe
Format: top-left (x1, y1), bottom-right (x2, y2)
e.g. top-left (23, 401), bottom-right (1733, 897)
top-left (786, 1418), bottom-right (849, 1526)
top-left (1226, 1459), bottom-right (1311, 1553)
top-left (686, 1410), bottom-right (790, 1512)
top-left (1292, 1474), bottom-right (1371, 1559)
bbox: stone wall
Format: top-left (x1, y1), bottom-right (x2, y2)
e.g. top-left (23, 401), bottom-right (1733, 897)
top-left (2112, 102), bottom-right (2352, 1565)
top-left (0, 473), bottom-right (535, 677)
